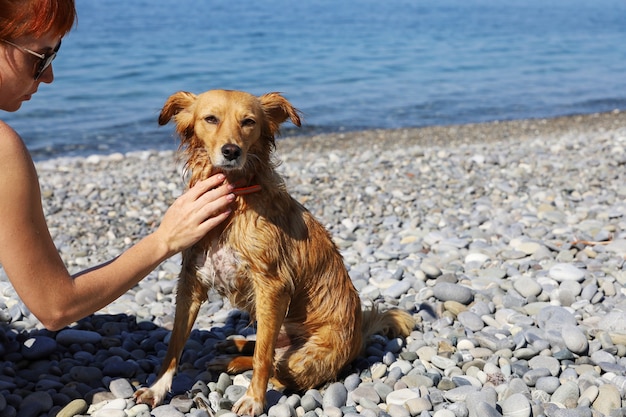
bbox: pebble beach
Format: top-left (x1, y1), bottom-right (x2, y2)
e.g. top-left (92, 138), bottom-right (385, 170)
top-left (2, 110), bottom-right (626, 417)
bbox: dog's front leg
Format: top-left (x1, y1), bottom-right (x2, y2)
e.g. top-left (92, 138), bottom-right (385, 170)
top-left (135, 275), bottom-right (206, 407)
top-left (232, 287), bottom-right (290, 416)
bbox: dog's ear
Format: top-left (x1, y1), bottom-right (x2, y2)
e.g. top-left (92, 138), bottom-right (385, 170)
top-left (158, 91), bottom-right (197, 126)
top-left (159, 91), bottom-right (197, 140)
top-left (259, 92), bottom-right (302, 134)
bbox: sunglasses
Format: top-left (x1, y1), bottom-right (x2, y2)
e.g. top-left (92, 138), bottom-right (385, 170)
top-left (1, 39), bottom-right (62, 80)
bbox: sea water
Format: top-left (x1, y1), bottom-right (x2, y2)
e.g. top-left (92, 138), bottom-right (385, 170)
top-left (3, 0), bottom-right (625, 159)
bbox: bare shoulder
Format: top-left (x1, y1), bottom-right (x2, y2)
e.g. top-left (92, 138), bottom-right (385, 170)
top-left (0, 120), bottom-right (34, 171)
top-left (0, 119), bottom-right (41, 229)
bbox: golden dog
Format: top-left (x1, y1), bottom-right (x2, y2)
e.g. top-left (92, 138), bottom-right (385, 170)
top-left (134, 90), bottom-right (414, 416)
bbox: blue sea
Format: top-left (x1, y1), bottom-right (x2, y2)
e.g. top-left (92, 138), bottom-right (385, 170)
top-left (4, 0), bottom-right (626, 160)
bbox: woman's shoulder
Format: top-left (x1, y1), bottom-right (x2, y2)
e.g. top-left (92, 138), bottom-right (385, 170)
top-left (0, 119), bottom-right (20, 137)
top-left (0, 120), bottom-right (38, 198)
top-left (0, 120), bottom-right (33, 166)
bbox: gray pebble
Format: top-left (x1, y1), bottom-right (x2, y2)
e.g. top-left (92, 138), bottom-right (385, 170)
top-left (536, 305), bottom-right (577, 331)
top-left (351, 385), bottom-right (380, 405)
top-left (300, 393), bottom-right (321, 412)
top-left (433, 282), bottom-right (474, 304)
top-left (382, 279), bottom-right (413, 299)
top-left (592, 384), bottom-right (621, 415)
top-left (268, 403), bottom-right (296, 417)
top-left (21, 336), bottom-right (57, 360)
top-left (343, 373), bottom-right (361, 391)
top-left (562, 325), bottom-right (589, 355)
top-left (18, 391), bottom-right (53, 417)
top-left (56, 329), bottom-right (103, 345)
top-left (549, 263), bottom-right (585, 282)
top-left (551, 380), bottom-right (580, 408)
top-left (534, 376), bottom-right (560, 394)
top-left (151, 404), bottom-right (185, 417)
top-left (170, 396), bottom-right (194, 413)
top-left (501, 393), bottom-right (531, 417)
top-left (443, 385), bottom-right (479, 402)
top-left (109, 379), bottom-right (135, 400)
top-left (457, 311), bottom-right (484, 331)
top-left (93, 410), bottom-right (127, 417)
top-left (224, 384), bottom-right (246, 403)
top-left (528, 355), bottom-right (560, 376)
top-left (322, 382), bottom-right (347, 408)
top-left (69, 366), bottom-right (103, 384)
top-left (386, 388), bottom-right (419, 406)
top-left (420, 262), bottom-right (441, 278)
top-left (387, 403), bottom-right (411, 417)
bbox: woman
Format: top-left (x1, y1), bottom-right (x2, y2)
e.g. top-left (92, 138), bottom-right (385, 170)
top-left (0, 0), bottom-right (234, 331)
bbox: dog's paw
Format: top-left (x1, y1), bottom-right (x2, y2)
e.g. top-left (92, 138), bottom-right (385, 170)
top-left (133, 388), bottom-right (164, 408)
top-left (232, 393), bottom-right (264, 416)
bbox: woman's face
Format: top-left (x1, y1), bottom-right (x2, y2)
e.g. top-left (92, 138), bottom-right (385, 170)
top-left (0, 32), bottom-right (61, 112)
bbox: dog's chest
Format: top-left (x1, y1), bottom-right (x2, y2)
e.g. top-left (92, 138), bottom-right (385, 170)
top-left (194, 244), bottom-right (241, 294)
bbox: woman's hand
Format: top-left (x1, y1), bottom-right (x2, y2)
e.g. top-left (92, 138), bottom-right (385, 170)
top-left (155, 174), bottom-right (235, 255)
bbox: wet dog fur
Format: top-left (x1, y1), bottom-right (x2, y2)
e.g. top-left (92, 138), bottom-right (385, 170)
top-left (134, 89), bottom-right (414, 416)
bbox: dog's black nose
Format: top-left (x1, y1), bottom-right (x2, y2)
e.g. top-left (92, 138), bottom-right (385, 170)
top-left (221, 144), bottom-right (242, 161)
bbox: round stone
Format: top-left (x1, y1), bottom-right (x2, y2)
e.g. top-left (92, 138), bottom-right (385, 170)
top-left (268, 403), bottom-right (296, 417)
top-left (592, 384), bottom-right (621, 415)
top-left (433, 282), bottom-right (474, 304)
top-left (457, 311), bottom-right (484, 331)
top-left (56, 399), bottom-right (88, 417)
top-left (550, 381), bottom-right (580, 408)
top-left (548, 263), bottom-right (585, 282)
top-left (322, 382), bottom-right (347, 408)
top-left (528, 355), bottom-right (560, 376)
top-left (56, 329), bottom-right (103, 345)
top-left (512, 276), bottom-right (542, 298)
top-left (19, 391), bottom-right (53, 416)
top-left (386, 388), bottom-right (419, 406)
top-left (501, 393), bottom-right (531, 417)
top-left (21, 336), bottom-right (57, 360)
top-left (108, 378), bottom-right (135, 399)
top-left (536, 305), bottom-right (577, 331)
top-left (224, 385), bottom-right (246, 403)
top-left (562, 325), bottom-right (589, 355)
top-left (351, 385), bottom-right (380, 404)
top-left (534, 376), bottom-right (560, 394)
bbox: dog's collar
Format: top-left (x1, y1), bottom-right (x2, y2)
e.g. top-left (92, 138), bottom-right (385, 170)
top-left (233, 184), bottom-right (262, 196)
top-left (231, 176), bottom-right (262, 196)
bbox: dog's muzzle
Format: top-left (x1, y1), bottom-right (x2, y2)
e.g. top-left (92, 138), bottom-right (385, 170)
top-left (219, 144), bottom-right (244, 168)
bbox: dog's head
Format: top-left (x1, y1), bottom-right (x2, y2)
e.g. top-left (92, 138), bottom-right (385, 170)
top-left (159, 89), bottom-right (301, 179)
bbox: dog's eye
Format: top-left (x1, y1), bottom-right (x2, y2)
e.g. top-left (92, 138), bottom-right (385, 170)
top-left (205, 115), bottom-right (219, 124)
top-left (241, 118), bottom-right (256, 127)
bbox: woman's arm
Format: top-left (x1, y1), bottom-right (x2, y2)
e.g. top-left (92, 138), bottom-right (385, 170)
top-left (0, 121), bottom-right (233, 330)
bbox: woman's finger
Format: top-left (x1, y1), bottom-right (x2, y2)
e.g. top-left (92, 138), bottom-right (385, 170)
top-left (186, 174), bottom-right (227, 200)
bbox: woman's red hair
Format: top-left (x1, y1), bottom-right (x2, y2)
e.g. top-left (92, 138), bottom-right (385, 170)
top-left (0, 0), bottom-right (76, 40)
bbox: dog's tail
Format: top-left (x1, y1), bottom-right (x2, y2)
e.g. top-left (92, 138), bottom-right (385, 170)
top-left (360, 305), bottom-right (415, 352)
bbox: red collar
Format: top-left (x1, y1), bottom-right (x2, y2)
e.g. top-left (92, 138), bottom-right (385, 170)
top-left (231, 176), bottom-right (261, 196)
top-left (233, 184), bottom-right (262, 196)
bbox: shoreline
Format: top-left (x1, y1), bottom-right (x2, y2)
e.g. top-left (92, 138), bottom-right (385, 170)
top-left (277, 109), bottom-right (626, 153)
top-left (30, 109), bottom-right (626, 164)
